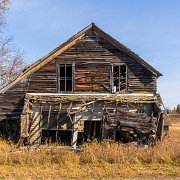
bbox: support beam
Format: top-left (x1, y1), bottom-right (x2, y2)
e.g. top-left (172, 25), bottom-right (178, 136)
top-left (29, 104), bottom-right (41, 145)
top-left (72, 114), bottom-right (79, 149)
top-left (67, 102), bottom-right (73, 123)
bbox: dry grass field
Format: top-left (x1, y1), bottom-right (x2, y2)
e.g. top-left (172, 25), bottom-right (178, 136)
top-left (169, 114), bottom-right (180, 131)
top-left (0, 117), bottom-right (179, 179)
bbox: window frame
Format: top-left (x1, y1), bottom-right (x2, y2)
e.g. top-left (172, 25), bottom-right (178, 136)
top-left (111, 64), bottom-right (128, 93)
top-left (57, 63), bottom-right (75, 93)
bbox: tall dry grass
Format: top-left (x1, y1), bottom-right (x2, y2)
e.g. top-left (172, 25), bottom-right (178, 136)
top-left (0, 129), bottom-right (179, 179)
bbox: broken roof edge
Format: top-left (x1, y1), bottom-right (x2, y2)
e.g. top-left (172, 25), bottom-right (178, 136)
top-left (0, 22), bottom-right (162, 94)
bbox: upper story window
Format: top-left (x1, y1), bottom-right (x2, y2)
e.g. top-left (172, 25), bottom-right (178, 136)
top-left (112, 64), bottom-right (128, 93)
top-left (58, 64), bottom-right (73, 92)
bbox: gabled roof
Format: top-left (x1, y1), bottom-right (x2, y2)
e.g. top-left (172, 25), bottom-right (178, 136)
top-left (0, 22), bottom-right (162, 94)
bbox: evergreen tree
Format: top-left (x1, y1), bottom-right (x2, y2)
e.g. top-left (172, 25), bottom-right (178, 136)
top-left (176, 104), bottom-right (180, 114)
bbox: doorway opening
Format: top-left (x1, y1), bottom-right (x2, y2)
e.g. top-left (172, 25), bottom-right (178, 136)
top-left (77, 120), bottom-right (101, 144)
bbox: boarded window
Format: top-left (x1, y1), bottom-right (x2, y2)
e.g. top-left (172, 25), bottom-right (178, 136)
top-left (112, 65), bottom-right (127, 92)
top-left (58, 64), bottom-right (73, 92)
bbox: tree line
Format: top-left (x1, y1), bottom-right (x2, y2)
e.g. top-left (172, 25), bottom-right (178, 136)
top-left (166, 104), bottom-right (180, 114)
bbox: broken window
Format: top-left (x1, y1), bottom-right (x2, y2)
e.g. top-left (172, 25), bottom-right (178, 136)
top-left (112, 64), bottom-right (127, 93)
top-left (58, 64), bottom-right (73, 92)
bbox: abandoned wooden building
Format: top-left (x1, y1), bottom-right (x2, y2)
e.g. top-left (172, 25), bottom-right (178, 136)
top-left (0, 23), bottom-right (168, 147)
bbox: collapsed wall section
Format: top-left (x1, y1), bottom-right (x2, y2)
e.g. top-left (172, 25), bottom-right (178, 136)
top-left (18, 93), bottom-right (165, 147)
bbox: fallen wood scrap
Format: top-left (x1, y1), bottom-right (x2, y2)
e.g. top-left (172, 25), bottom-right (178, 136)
top-left (103, 109), bottom-right (158, 145)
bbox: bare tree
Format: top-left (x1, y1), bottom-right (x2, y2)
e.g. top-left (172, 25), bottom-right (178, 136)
top-left (0, 38), bottom-right (25, 86)
top-left (0, 0), bottom-right (9, 12)
top-left (0, 0), bottom-right (26, 89)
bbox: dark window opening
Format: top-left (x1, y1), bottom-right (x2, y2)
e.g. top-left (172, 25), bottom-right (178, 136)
top-left (41, 130), bottom-right (72, 145)
top-left (66, 65), bottom-right (72, 77)
top-left (60, 64), bottom-right (65, 77)
top-left (66, 79), bottom-right (72, 91)
top-left (58, 64), bottom-right (73, 92)
top-left (60, 80), bottom-right (65, 91)
top-left (41, 111), bottom-right (74, 145)
top-left (112, 65), bottom-right (127, 93)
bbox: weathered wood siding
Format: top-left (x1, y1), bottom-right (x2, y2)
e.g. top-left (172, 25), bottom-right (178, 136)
top-left (0, 79), bottom-right (28, 140)
top-left (56, 32), bottom-right (156, 93)
top-left (75, 63), bottom-right (110, 92)
top-left (27, 60), bottom-right (57, 93)
top-left (2, 31), bottom-right (156, 95)
top-left (0, 31), bottom-right (157, 140)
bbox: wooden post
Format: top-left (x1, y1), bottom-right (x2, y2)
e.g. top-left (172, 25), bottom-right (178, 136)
top-left (47, 104), bottom-right (52, 129)
top-left (29, 104), bottom-right (41, 145)
top-left (39, 105), bottom-right (43, 144)
top-left (100, 110), bottom-right (105, 142)
top-left (72, 114), bottom-right (79, 149)
top-left (126, 65), bottom-right (128, 92)
top-left (88, 121), bottom-right (92, 140)
top-left (159, 112), bottom-right (164, 142)
top-left (156, 112), bottom-right (164, 141)
top-left (93, 121), bottom-right (96, 139)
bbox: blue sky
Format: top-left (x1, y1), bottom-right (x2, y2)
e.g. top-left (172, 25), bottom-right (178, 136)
top-left (3, 0), bottom-right (180, 108)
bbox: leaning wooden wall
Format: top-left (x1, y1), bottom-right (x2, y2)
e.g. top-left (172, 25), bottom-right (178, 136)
top-left (0, 79), bottom-right (28, 140)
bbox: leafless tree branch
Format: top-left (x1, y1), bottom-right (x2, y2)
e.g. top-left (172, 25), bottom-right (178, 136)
top-left (0, 0), bottom-right (26, 89)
